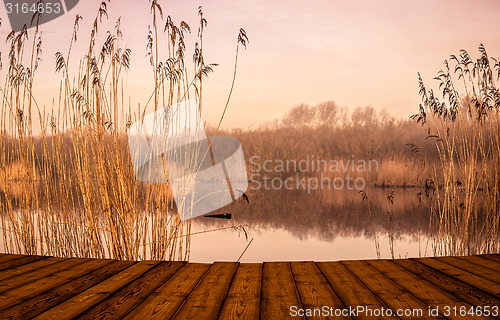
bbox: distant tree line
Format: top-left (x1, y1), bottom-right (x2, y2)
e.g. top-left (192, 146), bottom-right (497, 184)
top-left (219, 101), bottom-right (436, 160)
top-left (280, 101), bottom-right (396, 129)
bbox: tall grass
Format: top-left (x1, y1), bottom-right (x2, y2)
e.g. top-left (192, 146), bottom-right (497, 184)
top-left (0, 1), bottom-right (246, 261)
top-left (413, 44), bottom-right (500, 255)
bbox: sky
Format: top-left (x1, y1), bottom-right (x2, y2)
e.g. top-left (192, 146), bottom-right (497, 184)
top-left (1, 0), bottom-right (500, 129)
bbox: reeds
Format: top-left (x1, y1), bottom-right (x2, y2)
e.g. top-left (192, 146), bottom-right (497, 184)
top-left (359, 190), bottom-right (381, 259)
top-left (0, 1), bottom-right (246, 260)
top-left (413, 44), bottom-right (500, 255)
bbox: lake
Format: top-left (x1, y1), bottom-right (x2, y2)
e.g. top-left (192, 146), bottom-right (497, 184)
top-left (189, 186), bottom-right (432, 262)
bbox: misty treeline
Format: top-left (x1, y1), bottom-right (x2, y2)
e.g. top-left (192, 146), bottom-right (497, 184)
top-left (282, 101), bottom-right (391, 128)
top-left (220, 101), bottom-right (437, 164)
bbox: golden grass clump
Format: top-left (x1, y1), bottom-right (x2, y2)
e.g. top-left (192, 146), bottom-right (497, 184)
top-left (0, 1), bottom-right (247, 261)
top-left (413, 44), bottom-right (500, 255)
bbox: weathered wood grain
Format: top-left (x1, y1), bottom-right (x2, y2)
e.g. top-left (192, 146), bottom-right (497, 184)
top-left (123, 263), bottom-right (211, 320)
top-left (342, 260), bottom-right (442, 320)
top-left (77, 261), bottom-right (185, 319)
top-left (317, 261), bottom-right (395, 320)
top-left (394, 258), bottom-right (500, 307)
top-left (0, 253), bottom-right (494, 320)
top-left (461, 255), bottom-right (500, 272)
top-left (416, 257), bottom-right (500, 296)
top-left (33, 260), bottom-right (160, 319)
top-left (368, 259), bottom-right (480, 320)
top-left (218, 263), bottom-right (262, 320)
top-left (0, 254), bottom-right (47, 272)
top-left (290, 261), bottom-right (349, 320)
top-left (171, 262), bottom-right (238, 320)
top-left (260, 262), bottom-right (304, 320)
top-left (436, 256), bottom-right (500, 284)
top-left (0, 260), bottom-right (133, 319)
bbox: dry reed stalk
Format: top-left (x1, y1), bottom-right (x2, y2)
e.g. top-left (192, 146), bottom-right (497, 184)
top-left (413, 45), bottom-right (500, 255)
top-left (359, 190), bottom-right (381, 259)
top-left (0, 1), bottom-right (247, 261)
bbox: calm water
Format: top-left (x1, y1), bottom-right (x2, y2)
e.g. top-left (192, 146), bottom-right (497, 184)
top-left (0, 186), bottom-right (435, 262)
top-left (189, 186), bottom-right (432, 262)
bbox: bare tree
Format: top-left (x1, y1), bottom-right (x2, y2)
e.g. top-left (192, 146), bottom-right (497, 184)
top-left (282, 103), bottom-right (316, 127)
top-left (351, 106), bottom-right (379, 128)
top-left (316, 101), bottom-right (338, 126)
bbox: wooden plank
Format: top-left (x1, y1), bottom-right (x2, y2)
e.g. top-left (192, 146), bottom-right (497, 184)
top-left (342, 260), bottom-right (444, 319)
top-left (416, 257), bottom-right (500, 296)
top-left (123, 263), bottom-right (210, 320)
top-left (483, 254), bottom-right (500, 263)
top-left (460, 255), bottom-right (500, 272)
top-left (0, 254), bottom-right (25, 264)
top-left (368, 259), bottom-right (482, 320)
top-left (78, 261), bottom-right (185, 319)
top-left (461, 255), bottom-right (500, 273)
top-left (0, 253), bottom-right (495, 320)
top-left (437, 256), bottom-right (500, 284)
top-left (260, 262), bottom-right (305, 320)
top-left (0, 257), bottom-right (87, 294)
top-left (171, 262), bottom-right (239, 320)
top-left (288, 262), bottom-right (349, 320)
top-left (0, 257), bottom-right (64, 281)
top-left (0, 254), bottom-right (48, 272)
top-left (218, 263), bottom-right (262, 320)
top-left (0, 260), bottom-right (133, 319)
top-left (0, 258), bottom-right (108, 311)
top-left (394, 258), bottom-right (500, 307)
top-left (317, 261), bottom-right (394, 320)
top-left (33, 261), bottom-right (159, 320)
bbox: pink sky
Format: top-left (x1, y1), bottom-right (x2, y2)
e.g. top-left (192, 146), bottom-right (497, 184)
top-left (1, 0), bottom-right (500, 129)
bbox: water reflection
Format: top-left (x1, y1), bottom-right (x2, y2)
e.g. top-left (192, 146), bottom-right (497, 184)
top-left (189, 187), bottom-right (432, 262)
top-left (0, 187), bottom-right (437, 262)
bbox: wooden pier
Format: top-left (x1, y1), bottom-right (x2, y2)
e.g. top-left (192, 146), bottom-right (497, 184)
top-left (0, 253), bottom-right (498, 319)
